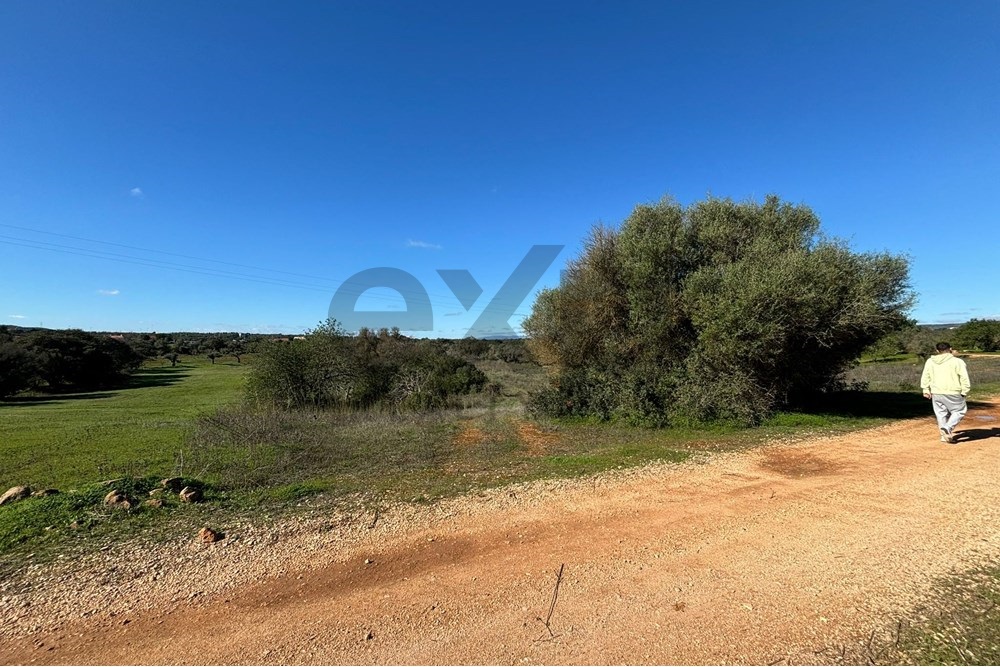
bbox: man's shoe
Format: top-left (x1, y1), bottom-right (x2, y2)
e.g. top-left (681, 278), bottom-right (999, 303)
top-left (941, 435), bottom-right (948, 442)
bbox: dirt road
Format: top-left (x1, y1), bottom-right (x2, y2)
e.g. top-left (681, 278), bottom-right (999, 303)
top-left (3, 400), bottom-right (1000, 665)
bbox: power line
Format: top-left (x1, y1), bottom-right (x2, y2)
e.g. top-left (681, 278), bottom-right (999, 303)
top-left (0, 222), bottom-right (345, 285)
top-left (0, 231), bottom-right (552, 313)
top-left (0, 221), bottom-right (527, 306)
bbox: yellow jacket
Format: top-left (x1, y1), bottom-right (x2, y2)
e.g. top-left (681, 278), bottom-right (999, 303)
top-left (920, 353), bottom-right (971, 396)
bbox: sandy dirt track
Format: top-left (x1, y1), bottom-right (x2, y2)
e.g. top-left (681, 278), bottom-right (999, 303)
top-left (3, 400), bottom-right (1000, 665)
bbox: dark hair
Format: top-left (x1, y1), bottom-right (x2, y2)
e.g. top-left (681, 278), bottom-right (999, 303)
top-left (936, 342), bottom-right (952, 352)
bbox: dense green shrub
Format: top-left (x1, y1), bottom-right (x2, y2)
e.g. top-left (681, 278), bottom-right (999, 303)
top-left (0, 329), bottom-right (142, 397)
top-left (954, 318), bottom-right (1000, 352)
top-left (0, 342), bottom-right (39, 399)
top-left (525, 194), bottom-right (913, 426)
top-left (23, 329), bottom-right (143, 392)
top-left (450, 337), bottom-right (534, 363)
top-left (862, 321), bottom-right (943, 360)
top-left (247, 320), bottom-right (487, 410)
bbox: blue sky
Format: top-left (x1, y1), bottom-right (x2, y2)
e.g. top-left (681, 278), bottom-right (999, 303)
top-left (1, 1), bottom-right (998, 336)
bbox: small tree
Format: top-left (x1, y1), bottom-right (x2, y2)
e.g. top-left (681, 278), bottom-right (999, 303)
top-left (226, 340), bottom-right (245, 364)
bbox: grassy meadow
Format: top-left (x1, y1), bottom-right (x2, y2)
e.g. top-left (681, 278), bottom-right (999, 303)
top-left (1, 358), bottom-right (248, 491)
top-left (1, 352), bottom-right (998, 567)
top-left (3, 351), bottom-right (1000, 663)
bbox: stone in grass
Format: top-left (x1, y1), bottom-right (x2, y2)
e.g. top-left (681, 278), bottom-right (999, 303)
top-left (179, 486), bottom-right (203, 503)
top-left (0, 486), bottom-right (32, 506)
top-left (198, 527), bottom-right (222, 544)
top-left (31, 488), bottom-right (59, 497)
top-left (160, 477), bottom-right (184, 493)
top-left (103, 490), bottom-right (134, 510)
top-left (144, 498), bottom-right (164, 508)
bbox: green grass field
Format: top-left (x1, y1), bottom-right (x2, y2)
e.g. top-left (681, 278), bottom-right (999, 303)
top-left (0, 353), bottom-right (899, 563)
top-left (1, 353), bottom-right (994, 567)
top-left (846, 353), bottom-right (1000, 396)
top-left (0, 358), bottom-right (248, 491)
top-left (3, 352), bottom-right (999, 662)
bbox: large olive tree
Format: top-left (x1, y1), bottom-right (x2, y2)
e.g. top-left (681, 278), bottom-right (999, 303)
top-left (525, 195), bottom-right (913, 425)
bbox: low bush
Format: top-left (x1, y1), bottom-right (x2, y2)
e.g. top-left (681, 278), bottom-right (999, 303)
top-left (246, 321), bottom-right (487, 410)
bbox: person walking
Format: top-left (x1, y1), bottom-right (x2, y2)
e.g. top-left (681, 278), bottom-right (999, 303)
top-left (920, 342), bottom-right (971, 443)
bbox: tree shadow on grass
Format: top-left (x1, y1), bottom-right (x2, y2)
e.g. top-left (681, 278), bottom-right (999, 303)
top-left (126, 366), bottom-right (191, 389)
top-left (0, 367), bottom-right (190, 407)
top-left (1, 391), bottom-right (119, 406)
top-left (796, 391), bottom-right (931, 420)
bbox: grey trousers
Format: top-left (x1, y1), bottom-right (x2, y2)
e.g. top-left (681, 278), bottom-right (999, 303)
top-left (932, 394), bottom-right (967, 432)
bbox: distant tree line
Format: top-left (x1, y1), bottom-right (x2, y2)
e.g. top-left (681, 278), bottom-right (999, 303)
top-left (0, 327), bottom-right (142, 398)
top-left (113, 332), bottom-right (254, 365)
top-left (524, 195), bottom-right (913, 426)
top-left (861, 321), bottom-right (942, 360)
top-left (953, 318), bottom-right (1000, 352)
top-left (247, 321), bottom-right (490, 410)
top-left (863, 318), bottom-right (1000, 360)
top-left (449, 336), bottom-right (534, 363)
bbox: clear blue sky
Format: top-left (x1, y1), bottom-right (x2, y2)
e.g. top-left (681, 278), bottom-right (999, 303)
top-left (2, 1), bottom-right (998, 336)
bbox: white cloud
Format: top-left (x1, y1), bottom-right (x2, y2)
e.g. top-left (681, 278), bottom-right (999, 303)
top-left (98, 289), bottom-right (120, 296)
top-left (406, 239), bottom-right (442, 250)
top-left (9, 314), bottom-right (26, 319)
top-left (129, 187), bottom-right (144, 198)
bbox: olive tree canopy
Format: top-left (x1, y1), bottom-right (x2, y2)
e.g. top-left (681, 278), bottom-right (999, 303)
top-left (524, 195), bottom-right (913, 425)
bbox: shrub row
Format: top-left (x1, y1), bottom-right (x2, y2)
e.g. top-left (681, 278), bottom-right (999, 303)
top-left (245, 321), bottom-right (489, 410)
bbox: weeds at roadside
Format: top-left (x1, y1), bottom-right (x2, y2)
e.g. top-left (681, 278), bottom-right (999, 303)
top-left (822, 564), bottom-right (1000, 666)
top-left (0, 475), bottom-right (213, 573)
top-left (888, 565), bottom-right (1000, 665)
top-left (4, 354), bottom-right (996, 579)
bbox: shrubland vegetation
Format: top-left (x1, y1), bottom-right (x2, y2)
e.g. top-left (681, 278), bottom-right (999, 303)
top-left (2, 194), bottom-right (998, 660)
top-left (862, 318), bottom-right (1000, 361)
top-left (0, 327), bottom-right (142, 397)
top-left (953, 318), bottom-right (1000, 352)
top-left (245, 321), bottom-right (488, 410)
top-left (861, 320), bottom-right (941, 361)
top-left (524, 195), bottom-right (913, 426)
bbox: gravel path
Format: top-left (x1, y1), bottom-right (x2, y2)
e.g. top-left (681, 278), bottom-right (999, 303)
top-left (3, 399), bottom-right (1000, 665)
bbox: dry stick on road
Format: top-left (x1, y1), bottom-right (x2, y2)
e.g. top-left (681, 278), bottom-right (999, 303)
top-left (535, 563), bottom-right (566, 642)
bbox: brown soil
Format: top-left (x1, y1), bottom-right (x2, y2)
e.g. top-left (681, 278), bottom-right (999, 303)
top-left (515, 420), bottom-right (559, 456)
top-left (452, 422), bottom-right (490, 447)
top-left (3, 400), bottom-right (1000, 665)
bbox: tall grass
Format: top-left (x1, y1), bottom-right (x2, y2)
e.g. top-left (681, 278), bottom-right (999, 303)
top-left (184, 405), bottom-right (697, 504)
top-left (3, 351), bottom-right (995, 566)
top-left (845, 355), bottom-right (1000, 395)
